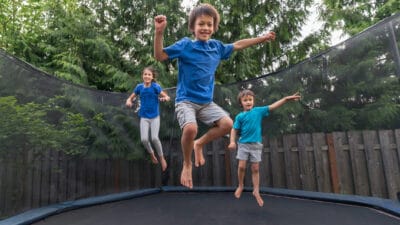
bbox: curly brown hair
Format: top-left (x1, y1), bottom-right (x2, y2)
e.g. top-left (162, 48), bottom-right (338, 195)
top-left (188, 3), bottom-right (220, 33)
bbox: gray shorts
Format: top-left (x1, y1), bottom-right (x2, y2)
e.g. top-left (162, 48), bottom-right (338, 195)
top-left (236, 143), bottom-right (263, 163)
top-left (175, 101), bottom-right (229, 129)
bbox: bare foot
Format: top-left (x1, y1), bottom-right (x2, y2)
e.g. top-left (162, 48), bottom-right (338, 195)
top-left (234, 186), bottom-right (243, 199)
top-left (150, 154), bottom-right (159, 164)
top-left (160, 157), bottom-right (167, 172)
top-left (180, 163), bottom-right (193, 189)
top-left (194, 141), bottom-right (205, 167)
top-left (253, 191), bottom-right (264, 207)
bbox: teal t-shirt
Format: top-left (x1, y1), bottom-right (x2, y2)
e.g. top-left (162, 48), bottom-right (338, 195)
top-left (233, 106), bottom-right (270, 143)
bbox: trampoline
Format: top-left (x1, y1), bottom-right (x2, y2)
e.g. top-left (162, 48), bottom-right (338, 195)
top-left (3, 186), bottom-right (400, 225)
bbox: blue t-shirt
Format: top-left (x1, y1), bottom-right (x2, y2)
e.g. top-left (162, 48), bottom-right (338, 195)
top-left (233, 106), bottom-right (270, 143)
top-left (164, 37), bottom-right (234, 104)
top-left (133, 82), bottom-right (162, 119)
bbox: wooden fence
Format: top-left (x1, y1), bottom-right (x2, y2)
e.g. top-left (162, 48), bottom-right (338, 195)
top-left (1, 129), bottom-right (400, 219)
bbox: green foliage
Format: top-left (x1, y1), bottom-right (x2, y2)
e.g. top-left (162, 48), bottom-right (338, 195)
top-left (0, 96), bottom-right (89, 156)
top-left (321, 0), bottom-right (400, 36)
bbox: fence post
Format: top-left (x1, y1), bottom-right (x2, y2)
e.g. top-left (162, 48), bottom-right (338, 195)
top-left (326, 133), bottom-right (340, 193)
top-left (224, 139), bottom-right (232, 186)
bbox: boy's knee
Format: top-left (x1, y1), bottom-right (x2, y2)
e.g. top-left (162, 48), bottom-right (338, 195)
top-left (251, 164), bottom-right (260, 173)
top-left (238, 166), bottom-right (246, 173)
top-left (183, 123), bottom-right (198, 138)
top-left (218, 117), bottom-right (233, 131)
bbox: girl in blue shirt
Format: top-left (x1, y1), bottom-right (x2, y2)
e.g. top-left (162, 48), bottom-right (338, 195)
top-left (126, 66), bottom-right (170, 171)
top-left (154, 3), bottom-right (276, 189)
top-left (228, 89), bottom-right (300, 206)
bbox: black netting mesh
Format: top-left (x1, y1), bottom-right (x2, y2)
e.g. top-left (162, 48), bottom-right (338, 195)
top-left (0, 13), bottom-right (399, 220)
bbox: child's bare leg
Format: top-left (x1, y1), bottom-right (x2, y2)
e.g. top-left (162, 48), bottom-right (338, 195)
top-left (180, 123), bottom-right (197, 189)
top-left (194, 116), bottom-right (232, 167)
top-left (160, 155), bottom-right (167, 171)
top-left (150, 152), bottom-right (158, 164)
top-left (235, 160), bottom-right (246, 198)
top-left (251, 162), bottom-right (264, 207)
top-left (193, 140), bottom-right (205, 167)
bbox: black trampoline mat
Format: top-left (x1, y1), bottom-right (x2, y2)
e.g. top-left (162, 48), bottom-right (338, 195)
top-left (32, 191), bottom-right (400, 225)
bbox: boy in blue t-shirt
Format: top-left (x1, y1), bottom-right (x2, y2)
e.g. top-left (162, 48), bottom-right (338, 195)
top-left (228, 89), bottom-right (300, 207)
top-left (154, 3), bottom-right (276, 189)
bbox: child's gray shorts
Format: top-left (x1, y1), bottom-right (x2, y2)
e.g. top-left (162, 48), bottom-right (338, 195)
top-left (175, 101), bottom-right (229, 129)
top-left (236, 143), bottom-right (263, 163)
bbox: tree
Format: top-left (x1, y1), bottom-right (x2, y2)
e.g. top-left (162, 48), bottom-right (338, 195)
top-left (320, 0), bottom-right (400, 36)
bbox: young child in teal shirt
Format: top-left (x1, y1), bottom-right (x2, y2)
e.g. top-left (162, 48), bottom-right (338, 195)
top-left (228, 89), bottom-right (300, 206)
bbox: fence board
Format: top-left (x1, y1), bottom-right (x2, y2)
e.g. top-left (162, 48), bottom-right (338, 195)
top-left (283, 134), bottom-right (301, 189)
top-left (332, 132), bottom-right (354, 195)
top-left (66, 157), bottom-right (77, 200)
top-left (171, 143), bottom-right (181, 186)
top-left (153, 160), bottom-right (162, 187)
top-left (31, 152), bottom-right (42, 208)
top-left (142, 160), bottom-right (152, 188)
top-left (3, 153), bottom-right (15, 216)
top-left (87, 159), bottom-right (96, 196)
top-left (224, 140), bottom-right (232, 186)
top-left (49, 150), bottom-right (59, 205)
top-left (119, 160), bottom-right (129, 192)
top-left (14, 151), bottom-right (26, 215)
top-left (16, 150), bottom-right (32, 212)
top-left (326, 134), bottom-right (340, 193)
top-left (347, 131), bottom-right (370, 196)
top-left (362, 130), bottom-right (387, 198)
top-left (76, 157), bottom-right (87, 198)
top-left (22, 150), bottom-right (34, 212)
top-left (40, 150), bottom-right (50, 206)
top-left (379, 130), bottom-right (400, 199)
top-left (229, 147), bottom-right (238, 187)
top-left (95, 159), bottom-right (106, 195)
top-left (312, 133), bottom-right (331, 192)
top-left (395, 129), bottom-right (400, 171)
top-left (128, 160), bottom-right (138, 190)
top-left (170, 149), bottom-right (181, 186)
top-left (212, 140), bottom-right (223, 186)
top-left (260, 137), bottom-right (271, 187)
top-left (57, 152), bottom-right (67, 202)
top-left (297, 133), bottom-right (317, 191)
top-left (0, 156), bottom-right (4, 217)
top-left (269, 137), bottom-right (285, 188)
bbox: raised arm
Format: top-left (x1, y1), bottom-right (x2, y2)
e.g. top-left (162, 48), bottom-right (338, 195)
top-left (233, 31), bottom-right (276, 51)
top-left (268, 92), bottom-right (301, 111)
top-left (154, 15), bottom-right (169, 61)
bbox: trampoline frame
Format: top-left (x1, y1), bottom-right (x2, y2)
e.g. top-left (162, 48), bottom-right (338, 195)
top-left (1, 186), bottom-right (400, 225)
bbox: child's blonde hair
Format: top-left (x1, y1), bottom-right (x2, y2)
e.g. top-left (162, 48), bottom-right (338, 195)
top-left (188, 3), bottom-right (220, 33)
